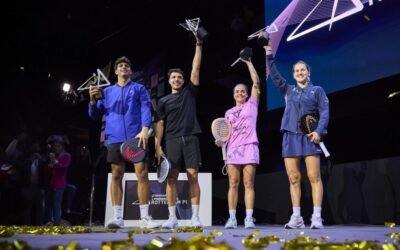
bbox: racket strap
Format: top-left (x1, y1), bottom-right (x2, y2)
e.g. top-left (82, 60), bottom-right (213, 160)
top-left (222, 164), bottom-right (227, 176)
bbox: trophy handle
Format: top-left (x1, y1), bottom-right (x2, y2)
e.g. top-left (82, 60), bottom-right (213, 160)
top-left (196, 26), bottom-right (209, 40)
top-left (257, 31), bottom-right (270, 46)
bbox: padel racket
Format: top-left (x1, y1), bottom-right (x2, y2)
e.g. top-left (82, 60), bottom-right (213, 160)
top-left (211, 118), bottom-right (232, 174)
top-left (157, 156), bottom-right (171, 183)
top-left (299, 113), bottom-right (330, 158)
top-left (120, 138), bottom-right (146, 163)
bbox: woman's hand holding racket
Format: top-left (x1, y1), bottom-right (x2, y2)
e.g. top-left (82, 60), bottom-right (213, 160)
top-left (211, 118), bottom-right (232, 175)
top-left (307, 131), bottom-right (321, 144)
top-left (214, 139), bottom-right (224, 147)
top-left (299, 113), bottom-right (330, 158)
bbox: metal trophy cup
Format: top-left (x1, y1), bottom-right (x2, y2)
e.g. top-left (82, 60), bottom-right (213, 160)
top-left (257, 31), bottom-right (270, 46)
top-left (77, 66), bottom-right (112, 101)
top-left (179, 17), bottom-right (208, 40)
top-left (240, 47), bottom-right (253, 61)
top-left (89, 82), bottom-right (104, 101)
top-left (231, 47), bottom-right (253, 67)
top-left (248, 23), bottom-right (278, 46)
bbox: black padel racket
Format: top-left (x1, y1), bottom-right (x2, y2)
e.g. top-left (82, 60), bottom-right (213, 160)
top-left (120, 138), bottom-right (146, 163)
top-left (299, 113), bottom-right (330, 157)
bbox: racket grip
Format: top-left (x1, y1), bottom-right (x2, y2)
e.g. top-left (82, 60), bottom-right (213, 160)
top-left (319, 141), bottom-right (330, 158)
top-left (222, 144), bottom-right (227, 161)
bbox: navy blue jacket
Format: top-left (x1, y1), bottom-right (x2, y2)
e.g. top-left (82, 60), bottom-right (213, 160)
top-left (88, 81), bottom-right (151, 144)
top-left (267, 55), bottom-right (329, 136)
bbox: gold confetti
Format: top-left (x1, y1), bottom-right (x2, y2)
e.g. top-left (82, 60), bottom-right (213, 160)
top-left (386, 232), bottom-right (400, 239)
top-left (382, 243), bottom-right (397, 250)
top-left (364, 15), bottom-right (370, 21)
top-left (385, 222), bottom-right (397, 228)
top-left (173, 226), bottom-right (204, 233)
top-left (210, 230), bottom-right (223, 237)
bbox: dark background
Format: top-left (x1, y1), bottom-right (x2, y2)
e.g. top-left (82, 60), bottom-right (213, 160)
top-left (2, 0), bottom-right (400, 225)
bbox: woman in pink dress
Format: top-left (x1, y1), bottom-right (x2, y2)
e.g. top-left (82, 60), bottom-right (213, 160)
top-left (216, 57), bottom-right (260, 229)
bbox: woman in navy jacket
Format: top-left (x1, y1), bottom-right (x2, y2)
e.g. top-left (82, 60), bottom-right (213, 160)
top-left (265, 45), bottom-right (329, 229)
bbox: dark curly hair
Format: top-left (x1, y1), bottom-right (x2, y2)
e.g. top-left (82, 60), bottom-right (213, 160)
top-left (167, 68), bottom-right (185, 80)
top-left (114, 56), bottom-right (132, 70)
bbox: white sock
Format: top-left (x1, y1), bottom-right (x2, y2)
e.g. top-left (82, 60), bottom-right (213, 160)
top-left (292, 207), bottom-right (301, 217)
top-left (313, 207), bottom-right (322, 218)
top-left (168, 206), bottom-right (176, 219)
top-left (229, 209), bottom-right (236, 219)
top-left (113, 205), bottom-right (122, 219)
top-left (139, 204), bottom-right (149, 219)
top-left (192, 205), bottom-right (199, 218)
top-left (245, 209), bottom-right (253, 220)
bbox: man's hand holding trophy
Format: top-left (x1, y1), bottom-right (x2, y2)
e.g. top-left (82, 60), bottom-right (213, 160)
top-left (179, 17), bottom-right (209, 41)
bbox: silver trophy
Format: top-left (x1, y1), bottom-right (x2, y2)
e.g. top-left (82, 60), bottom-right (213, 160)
top-left (231, 47), bottom-right (253, 67)
top-left (247, 23), bottom-right (278, 46)
top-left (77, 63), bottom-right (112, 101)
top-left (179, 17), bottom-right (208, 40)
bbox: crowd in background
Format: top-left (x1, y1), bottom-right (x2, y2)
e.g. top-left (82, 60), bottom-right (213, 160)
top-left (0, 132), bottom-right (107, 226)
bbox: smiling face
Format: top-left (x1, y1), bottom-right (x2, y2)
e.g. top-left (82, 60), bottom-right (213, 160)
top-left (293, 62), bottom-right (310, 85)
top-left (115, 62), bottom-right (132, 79)
top-left (168, 72), bottom-right (184, 92)
top-left (233, 84), bottom-right (248, 105)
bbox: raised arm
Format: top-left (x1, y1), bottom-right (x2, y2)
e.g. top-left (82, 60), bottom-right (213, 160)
top-left (190, 35), bottom-right (203, 86)
top-left (264, 45), bottom-right (290, 95)
top-left (244, 60), bottom-right (260, 101)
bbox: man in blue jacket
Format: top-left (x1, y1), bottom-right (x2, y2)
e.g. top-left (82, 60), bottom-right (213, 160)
top-left (88, 56), bottom-right (159, 229)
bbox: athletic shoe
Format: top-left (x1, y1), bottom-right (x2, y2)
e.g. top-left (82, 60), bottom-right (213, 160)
top-left (310, 215), bottom-right (324, 229)
top-left (284, 215), bottom-right (305, 229)
top-left (244, 217), bottom-right (256, 229)
top-left (162, 217), bottom-right (178, 229)
top-left (190, 216), bottom-right (203, 227)
top-left (224, 217), bottom-right (237, 229)
top-left (139, 216), bottom-right (160, 229)
top-left (107, 218), bottom-right (124, 229)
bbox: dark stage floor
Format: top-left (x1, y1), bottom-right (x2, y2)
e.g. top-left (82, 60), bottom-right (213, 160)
top-left (3, 225), bottom-right (399, 249)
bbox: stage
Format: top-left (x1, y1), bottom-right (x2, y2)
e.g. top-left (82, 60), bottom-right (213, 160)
top-left (3, 225), bottom-right (399, 249)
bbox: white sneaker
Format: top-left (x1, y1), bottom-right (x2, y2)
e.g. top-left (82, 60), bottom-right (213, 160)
top-left (107, 218), bottom-right (124, 229)
top-left (190, 216), bottom-right (203, 227)
top-left (310, 215), bottom-right (324, 229)
top-left (162, 217), bottom-right (178, 229)
top-left (139, 216), bottom-right (160, 229)
top-left (224, 217), bottom-right (237, 229)
top-left (244, 217), bottom-right (256, 229)
top-left (284, 215), bottom-right (305, 229)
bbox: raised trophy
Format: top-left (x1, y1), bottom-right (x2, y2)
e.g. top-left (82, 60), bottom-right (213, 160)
top-left (247, 23), bottom-right (278, 46)
top-left (179, 17), bottom-right (208, 40)
top-left (257, 31), bottom-right (271, 46)
top-left (230, 47), bottom-right (253, 67)
top-left (77, 63), bottom-right (112, 101)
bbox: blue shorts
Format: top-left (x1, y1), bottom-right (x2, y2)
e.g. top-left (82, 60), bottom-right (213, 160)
top-left (282, 132), bottom-right (322, 157)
